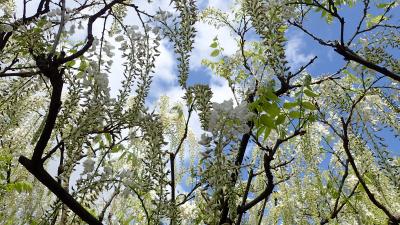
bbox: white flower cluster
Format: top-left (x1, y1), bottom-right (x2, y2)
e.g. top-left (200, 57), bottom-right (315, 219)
top-left (125, 25), bottom-right (143, 41)
top-left (207, 99), bottom-right (252, 137)
top-left (82, 158), bottom-right (95, 174)
top-left (90, 38), bottom-right (100, 52)
top-left (81, 61), bottom-right (109, 94)
top-left (0, 24), bottom-right (13, 32)
top-left (94, 72), bottom-right (109, 92)
top-left (102, 42), bottom-right (115, 58)
top-left (47, 7), bottom-right (73, 18)
top-left (154, 10), bottom-right (173, 21)
top-left (103, 166), bottom-right (112, 177)
top-left (180, 201), bottom-right (197, 222)
top-left (115, 35), bottom-right (124, 42)
top-left (198, 100), bottom-right (254, 160)
top-left (198, 133), bottom-right (212, 146)
top-left (358, 94), bottom-right (384, 126)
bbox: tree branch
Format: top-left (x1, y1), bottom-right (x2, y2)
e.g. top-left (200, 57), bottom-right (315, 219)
top-left (334, 43), bottom-right (400, 82)
top-left (19, 156), bottom-right (102, 225)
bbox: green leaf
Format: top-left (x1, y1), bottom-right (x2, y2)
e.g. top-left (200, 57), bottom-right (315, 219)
top-left (77, 71), bottom-right (84, 79)
top-left (304, 89), bottom-right (319, 98)
top-left (260, 114), bottom-right (276, 128)
top-left (256, 126), bottom-right (266, 138)
top-left (264, 102), bottom-right (280, 117)
top-left (111, 144), bottom-right (123, 153)
top-left (321, 10), bottom-right (333, 24)
top-left (79, 61), bottom-right (88, 71)
top-left (277, 25), bottom-right (288, 33)
top-left (304, 74), bottom-right (312, 86)
top-left (289, 111), bottom-right (301, 119)
top-left (283, 102), bottom-right (298, 109)
top-left (31, 116), bottom-right (46, 145)
top-left (171, 105), bottom-right (184, 118)
top-left (265, 89), bottom-right (279, 101)
top-left (377, 3), bottom-right (390, 9)
top-left (65, 60), bottom-right (76, 67)
top-left (308, 114), bottom-right (318, 122)
top-left (105, 133), bottom-right (112, 144)
top-left (276, 114), bottom-right (286, 125)
top-left (264, 127), bottom-right (272, 139)
top-left (210, 49), bottom-right (220, 57)
top-left (37, 18), bottom-right (47, 27)
top-left (210, 42), bottom-right (218, 48)
top-left (367, 14), bottom-right (387, 28)
top-left (9, 181), bottom-right (32, 193)
top-left (302, 101), bottom-right (317, 110)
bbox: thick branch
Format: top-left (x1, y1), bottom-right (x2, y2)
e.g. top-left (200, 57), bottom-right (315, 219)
top-left (31, 67), bottom-right (63, 162)
top-left (238, 154), bottom-right (274, 213)
top-left (334, 44), bottom-right (400, 82)
top-left (19, 156), bottom-right (102, 225)
top-left (0, 71), bottom-right (40, 78)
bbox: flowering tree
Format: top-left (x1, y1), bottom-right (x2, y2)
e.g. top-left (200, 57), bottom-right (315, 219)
top-left (0, 0), bottom-right (399, 225)
top-left (0, 0), bottom-right (169, 224)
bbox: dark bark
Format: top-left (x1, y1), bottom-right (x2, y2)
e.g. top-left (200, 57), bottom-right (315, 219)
top-left (57, 0), bottom-right (124, 64)
top-left (219, 126), bottom-right (253, 225)
top-left (12, 1), bottom-right (127, 224)
top-left (235, 170), bottom-right (253, 225)
top-left (19, 156), bottom-right (102, 225)
top-left (237, 154), bottom-right (274, 214)
top-left (18, 57), bottom-right (103, 224)
top-left (0, 32), bottom-right (12, 52)
top-left (31, 66), bottom-right (63, 162)
top-left (170, 153), bottom-right (176, 225)
top-left (341, 119), bottom-right (399, 224)
top-left (334, 44), bottom-right (400, 82)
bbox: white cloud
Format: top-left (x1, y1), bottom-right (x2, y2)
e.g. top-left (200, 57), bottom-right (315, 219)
top-left (285, 33), bottom-right (315, 69)
top-left (151, 85), bottom-right (184, 105)
top-left (190, 22), bottom-right (237, 70)
top-left (209, 75), bottom-right (235, 103)
top-left (190, 0), bottom-right (237, 70)
top-left (198, 0), bottom-right (235, 11)
top-left (153, 41), bottom-right (176, 83)
top-left (146, 41), bottom-right (179, 108)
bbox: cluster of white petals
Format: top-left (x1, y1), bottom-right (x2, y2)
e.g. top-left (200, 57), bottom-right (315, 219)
top-left (154, 10), bottom-right (173, 21)
top-left (198, 133), bottom-right (212, 146)
top-left (82, 158), bottom-right (95, 174)
top-left (95, 72), bottom-right (109, 92)
top-left (208, 99), bottom-right (252, 136)
top-left (0, 24), bottom-right (12, 32)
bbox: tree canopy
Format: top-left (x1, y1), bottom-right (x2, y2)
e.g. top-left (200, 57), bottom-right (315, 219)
top-left (0, 0), bottom-right (399, 224)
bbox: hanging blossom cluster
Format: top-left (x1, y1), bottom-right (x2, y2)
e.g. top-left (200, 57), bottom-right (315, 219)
top-left (199, 99), bottom-right (253, 146)
top-left (82, 158), bottom-right (95, 175)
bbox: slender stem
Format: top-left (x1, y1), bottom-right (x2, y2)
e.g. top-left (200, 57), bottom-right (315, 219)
top-left (236, 169), bottom-right (254, 225)
top-left (50, 0), bottom-right (66, 55)
top-left (256, 198), bottom-right (267, 225)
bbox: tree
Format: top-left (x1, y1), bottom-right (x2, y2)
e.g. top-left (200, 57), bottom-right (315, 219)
top-left (1, 0), bottom-right (168, 223)
top-left (0, 0), bottom-right (399, 224)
